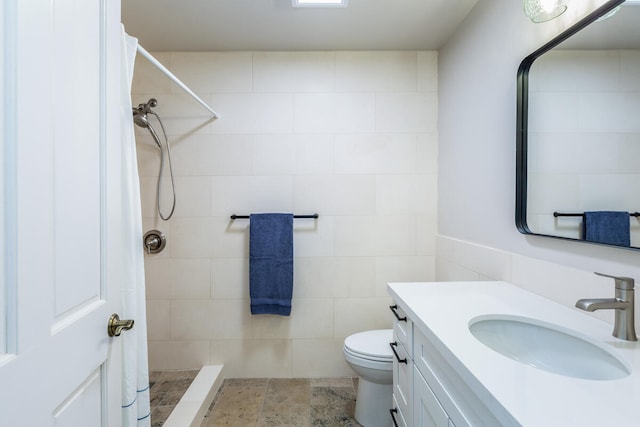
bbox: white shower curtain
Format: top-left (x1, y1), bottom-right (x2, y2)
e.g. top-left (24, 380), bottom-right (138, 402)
top-left (120, 26), bottom-right (151, 427)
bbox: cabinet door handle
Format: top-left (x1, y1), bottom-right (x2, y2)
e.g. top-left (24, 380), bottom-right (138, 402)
top-left (389, 304), bottom-right (407, 322)
top-left (390, 341), bottom-right (408, 364)
top-left (390, 408), bottom-right (400, 427)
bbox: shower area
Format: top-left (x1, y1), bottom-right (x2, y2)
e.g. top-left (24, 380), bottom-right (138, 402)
top-left (129, 47), bottom-right (438, 425)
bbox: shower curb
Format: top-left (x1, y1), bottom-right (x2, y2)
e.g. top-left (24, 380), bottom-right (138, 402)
top-left (162, 365), bottom-right (224, 427)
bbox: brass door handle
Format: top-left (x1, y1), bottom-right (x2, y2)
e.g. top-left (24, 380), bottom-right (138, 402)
top-left (108, 313), bottom-right (135, 337)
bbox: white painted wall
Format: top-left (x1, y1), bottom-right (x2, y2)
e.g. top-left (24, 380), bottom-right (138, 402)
top-left (438, 0), bottom-right (640, 322)
top-left (132, 51), bottom-right (439, 376)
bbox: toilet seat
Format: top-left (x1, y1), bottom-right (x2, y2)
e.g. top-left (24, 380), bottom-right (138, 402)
top-left (344, 329), bottom-right (393, 362)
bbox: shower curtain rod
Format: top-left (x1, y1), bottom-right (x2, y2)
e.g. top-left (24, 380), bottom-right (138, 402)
top-left (136, 44), bottom-right (220, 119)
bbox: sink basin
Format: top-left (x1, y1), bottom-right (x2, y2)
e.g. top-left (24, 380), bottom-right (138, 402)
top-left (469, 315), bottom-right (631, 380)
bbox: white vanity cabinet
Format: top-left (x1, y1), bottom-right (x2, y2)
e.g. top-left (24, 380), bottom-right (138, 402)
top-left (390, 303), bottom-right (459, 427)
top-left (390, 304), bottom-right (412, 427)
top-left (387, 281), bottom-right (640, 427)
top-left (413, 366), bottom-right (453, 427)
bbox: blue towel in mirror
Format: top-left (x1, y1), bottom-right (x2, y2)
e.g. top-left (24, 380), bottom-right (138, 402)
top-left (249, 213), bottom-right (294, 316)
top-left (582, 211), bottom-right (630, 246)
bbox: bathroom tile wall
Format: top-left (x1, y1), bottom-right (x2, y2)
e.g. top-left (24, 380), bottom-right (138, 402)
top-left (527, 50), bottom-right (640, 244)
top-left (132, 51), bottom-right (438, 377)
top-left (436, 235), bottom-right (640, 333)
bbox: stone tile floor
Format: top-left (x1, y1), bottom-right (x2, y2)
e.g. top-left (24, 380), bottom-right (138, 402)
top-left (149, 369), bottom-right (200, 427)
top-left (149, 372), bottom-right (362, 427)
top-left (201, 378), bottom-right (363, 427)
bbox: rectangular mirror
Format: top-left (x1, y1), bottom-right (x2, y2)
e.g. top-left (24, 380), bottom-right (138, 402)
top-left (517, 0), bottom-right (640, 249)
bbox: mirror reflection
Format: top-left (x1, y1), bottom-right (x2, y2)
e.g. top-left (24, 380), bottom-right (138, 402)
top-left (521, 1), bottom-right (640, 248)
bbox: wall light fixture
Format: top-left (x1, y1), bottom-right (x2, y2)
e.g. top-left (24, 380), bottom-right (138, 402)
top-left (523, 0), bottom-right (567, 22)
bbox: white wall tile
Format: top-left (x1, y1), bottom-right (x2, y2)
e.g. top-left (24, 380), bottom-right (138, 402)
top-left (209, 339), bottom-right (292, 378)
top-left (375, 92), bottom-right (437, 133)
top-left (620, 50), bottom-right (640, 91)
top-left (334, 297), bottom-right (394, 338)
top-left (169, 52), bottom-right (253, 93)
top-left (211, 175), bottom-right (294, 217)
top-left (170, 217), bottom-right (248, 258)
top-left (252, 134), bottom-right (295, 176)
top-left (294, 257), bottom-right (375, 298)
top-left (253, 51), bottom-right (335, 93)
top-left (212, 258), bottom-right (249, 299)
top-left (578, 174), bottom-right (640, 211)
top-left (619, 134), bottom-right (640, 174)
top-left (292, 216), bottom-right (335, 257)
top-left (334, 216), bottom-right (417, 256)
top-left (170, 134), bottom-right (252, 176)
top-left (528, 174), bottom-right (579, 214)
top-left (579, 92), bottom-right (640, 133)
top-left (135, 136), bottom-right (162, 178)
top-left (528, 92), bottom-right (579, 132)
top-left (294, 93), bottom-right (375, 133)
top-left (134, 50), bottom-right (440, 376)
top-left (417, 52), bottom-right (438, 93)
top-left (252, 134), bottom-right (334, 176)
top-left (172, 176), bottom-right (211, 217)
top-left (139, 176), bottom-right (158, 218)
top-left (334, 133), bottom-right (418, 174)
top-left (435, 258), bottom-right (483, 282)
top-left (171, 299), bottom-right (252, 340)
top-left (147, 341), bottom-right (210, 370)
top-left (251, 298), bottom-right (334, 339)
top-left (145, 258), bottom-right (211, 299)
top-left (212, 93), bottom-right (294, 134)
top-left (146, 300), bottom-right (171, 340)
top-left (131, 52), bottom-right (172, 94)
top-left (376, 174), bottom-right (437, 215)
top-left (537, 50), bottom-right (619, 93)
top-left (374, 256), bottom-right (435, 297)
top-left (293, 175), bottom-right (376, 215)
top-left (335, 51), bottom-right (417, 92)
top-left (292, 339), bottom-right (354, 378)
top-left (416, 213), bottom-right (438, 256)
top-left (438, 237), bottom-right (511, 282)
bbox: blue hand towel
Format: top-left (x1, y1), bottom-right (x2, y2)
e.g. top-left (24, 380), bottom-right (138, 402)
top-left (582, 211), bottom-right (630, 246)
top-left (249, 213), bottom-right (294, 316)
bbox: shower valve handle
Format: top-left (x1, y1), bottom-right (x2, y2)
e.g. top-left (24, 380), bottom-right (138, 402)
top-left (143, 230), bottom-right (166, 254)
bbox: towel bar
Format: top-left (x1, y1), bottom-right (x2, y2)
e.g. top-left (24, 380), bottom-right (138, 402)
top-left (554, 212), bottom-right (640, 218)
top-left (230, 213), bottom-right (319, 220)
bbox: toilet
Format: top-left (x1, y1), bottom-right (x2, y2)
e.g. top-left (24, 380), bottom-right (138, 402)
top-left (343, 329), bottom-right (393, 427)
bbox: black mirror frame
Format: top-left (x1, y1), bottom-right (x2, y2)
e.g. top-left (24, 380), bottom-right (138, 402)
top-left (515, 0), bottom-right (628, 245)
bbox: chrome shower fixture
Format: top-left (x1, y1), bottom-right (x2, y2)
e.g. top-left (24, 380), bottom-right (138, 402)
top-left (131, 98), bottom-right (176, 221)
top-left (132, 98), bottom-right (162, 148)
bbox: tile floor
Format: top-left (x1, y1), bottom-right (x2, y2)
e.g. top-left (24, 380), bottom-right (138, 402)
top-left (149, 369), bottom-right (200, 427)
top-left (201, 378), bottom-right (363, 427)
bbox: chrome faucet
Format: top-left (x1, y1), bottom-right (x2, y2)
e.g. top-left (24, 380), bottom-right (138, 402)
top-left (575, 272), bottom-right (637, 341)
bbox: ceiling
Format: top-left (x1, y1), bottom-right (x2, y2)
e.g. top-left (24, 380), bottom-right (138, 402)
top-left (122, 0), bottom-right (477, 51)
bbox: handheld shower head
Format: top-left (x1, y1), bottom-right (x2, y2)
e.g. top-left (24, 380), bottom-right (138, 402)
top-left (132, 100), bottom-right (163, 149)
top-left (133, 110), bottom-right (150, 128)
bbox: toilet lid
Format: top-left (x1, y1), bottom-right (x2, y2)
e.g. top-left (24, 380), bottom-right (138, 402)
top-left (344, 329), bottom-right (393, 360)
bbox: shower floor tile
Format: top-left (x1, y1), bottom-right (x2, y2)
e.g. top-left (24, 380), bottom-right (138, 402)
top-left (202, 378), bottom-right (362, 427)
top-left (149, 369), bottom-right (199, 427)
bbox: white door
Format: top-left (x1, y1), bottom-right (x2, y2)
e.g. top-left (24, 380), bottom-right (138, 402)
top-left (0, 0), bottom-right (125, 426)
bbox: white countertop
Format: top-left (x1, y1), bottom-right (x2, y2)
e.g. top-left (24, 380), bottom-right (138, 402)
top-left (387, 281), bottom-right (640, 427)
